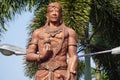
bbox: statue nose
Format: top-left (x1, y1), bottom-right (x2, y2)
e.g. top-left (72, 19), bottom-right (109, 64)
top-left (52, 14), bottom-right (57, 18)
top-left (52, 13), bottom-right (57, 16)
top-left (52, 10), bottom-right (57, 15)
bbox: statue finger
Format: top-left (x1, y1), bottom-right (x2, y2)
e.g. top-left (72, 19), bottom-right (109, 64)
top-left (66, 73), bottom-right (70, 80)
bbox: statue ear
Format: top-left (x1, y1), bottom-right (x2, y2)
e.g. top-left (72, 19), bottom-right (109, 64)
top-left (46, 13), bottom-right (48, 19)
top-left (60, 14), bottom-right (63, 24)
top-left (46, 13), bottom-right (50, 25)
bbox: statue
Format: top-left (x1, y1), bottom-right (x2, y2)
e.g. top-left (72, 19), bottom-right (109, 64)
top-left (26, 2), bottom-right (78, 80)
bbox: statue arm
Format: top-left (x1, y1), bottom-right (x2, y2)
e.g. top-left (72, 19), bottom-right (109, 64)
top-left (26, 29), bottom-right (52, 62)
top-left (67, 28), bottom-right (78, 79)
top-left (26, 30), bottom-right (40, 62)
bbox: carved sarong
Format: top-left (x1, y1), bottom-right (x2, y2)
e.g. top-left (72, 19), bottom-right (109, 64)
top-left (36, 59), bottom-right (67, 80)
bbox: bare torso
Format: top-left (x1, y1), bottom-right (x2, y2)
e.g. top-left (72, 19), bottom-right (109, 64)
top-left (36, 25), bottom-right (69, 70)
top-left (26, 24), bottom-right (77, 80)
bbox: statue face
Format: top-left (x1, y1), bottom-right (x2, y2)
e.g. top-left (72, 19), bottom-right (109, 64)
top-left (47, 7), bottom-right (61, 23)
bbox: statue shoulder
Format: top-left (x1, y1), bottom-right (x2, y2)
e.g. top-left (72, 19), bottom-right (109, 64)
top-left (32, 27), bottom-right (45, 36)
top-left (65, 27), bottom-right (76, 35)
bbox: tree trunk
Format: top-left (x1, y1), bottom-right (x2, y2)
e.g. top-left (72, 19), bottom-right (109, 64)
top-left (95, 59), bottom-right (101, 80)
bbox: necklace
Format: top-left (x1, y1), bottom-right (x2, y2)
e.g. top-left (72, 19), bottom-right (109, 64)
top-left (45, 26), bottom-right (63, 37)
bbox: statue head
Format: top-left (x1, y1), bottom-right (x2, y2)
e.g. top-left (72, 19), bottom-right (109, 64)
top-left (46, 2), bottom-right (63, 25)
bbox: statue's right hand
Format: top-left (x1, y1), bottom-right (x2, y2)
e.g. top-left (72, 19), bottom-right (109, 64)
top-left (40, 43), bottom-right (52, 59)
top-left (44, 43), bottom-right (52, 52)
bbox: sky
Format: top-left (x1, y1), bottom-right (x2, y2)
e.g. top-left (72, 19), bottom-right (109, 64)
top-left (0, 10), bottom-right (95, 80)
top-left (0, 11), bottom-right (34, 80)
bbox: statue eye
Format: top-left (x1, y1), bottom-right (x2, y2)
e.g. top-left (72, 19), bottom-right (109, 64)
top-left (49, 9), bottom-right (53, 12)
top-left (55, 8), bottom-right (59, 12)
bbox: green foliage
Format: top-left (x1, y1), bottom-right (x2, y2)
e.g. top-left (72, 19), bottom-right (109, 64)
top-left (100, 70), bottom-right (109, 80)
top-left (90, 0), bottom-right (120, 46)
top-left (27, 5), bottom-right (47, 35)
top-left (0, 0), bottom-right (47, 22)
top-left (90, 0), bottom-right (120, 79)
top-left (91, 67), bottom-right (109, 80)
top-left (77, 60), bottom-right (85, 80)
top-left (0, 0), bottom-right (43, 41)
top-left (24, 61), bottom-right (38, 78)
top-left (58, 0), bottom-right (91, 43)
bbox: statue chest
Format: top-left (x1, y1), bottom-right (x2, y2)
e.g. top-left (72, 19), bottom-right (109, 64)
top-left (38, 27), bottom-right (68, 56)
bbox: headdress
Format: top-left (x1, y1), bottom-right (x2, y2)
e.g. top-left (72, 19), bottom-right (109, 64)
top-left (47, 2), bottom-right (62, 13)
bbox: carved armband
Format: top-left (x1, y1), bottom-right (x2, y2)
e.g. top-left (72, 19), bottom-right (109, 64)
top-left (27, 52), bottom-right (41, 62)
top-left (68, 43), bottom-right (77, 47)
top-left (29, 42), bottom-right (38, 45)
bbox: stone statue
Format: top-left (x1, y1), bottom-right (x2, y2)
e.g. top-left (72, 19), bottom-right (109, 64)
top-left (26, 2), bottom-right (78, 80)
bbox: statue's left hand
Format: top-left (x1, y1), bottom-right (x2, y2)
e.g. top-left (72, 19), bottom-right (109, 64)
top-left (66, 71), bottom-right (70, 80)
top-left (66, 70), bottom-right (76, 80)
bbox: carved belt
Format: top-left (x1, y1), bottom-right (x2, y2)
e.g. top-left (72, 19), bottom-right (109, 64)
top-left (38, 60), bottom-right (67, 80)
top-left (38, 61), bottom-right (67, 71)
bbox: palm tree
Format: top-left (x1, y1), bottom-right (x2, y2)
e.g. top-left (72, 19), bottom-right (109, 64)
top-left (89, 0), bottom-right (120, 79)
top-left (0, 0), bottom-right (49, 41)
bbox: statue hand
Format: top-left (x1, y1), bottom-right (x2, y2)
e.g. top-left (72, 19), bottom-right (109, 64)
top-left (40, 43), bottom-right (52, 59)
top-left (66, 70), bottom-right (76, 80)
top-left (66, 71), bottom-right (70, 80)
top-left (44, 43), bottom-right (52, 52)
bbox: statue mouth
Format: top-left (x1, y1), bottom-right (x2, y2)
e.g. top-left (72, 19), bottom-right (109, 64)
top-left (51, 17), bottom-right (57, 19)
